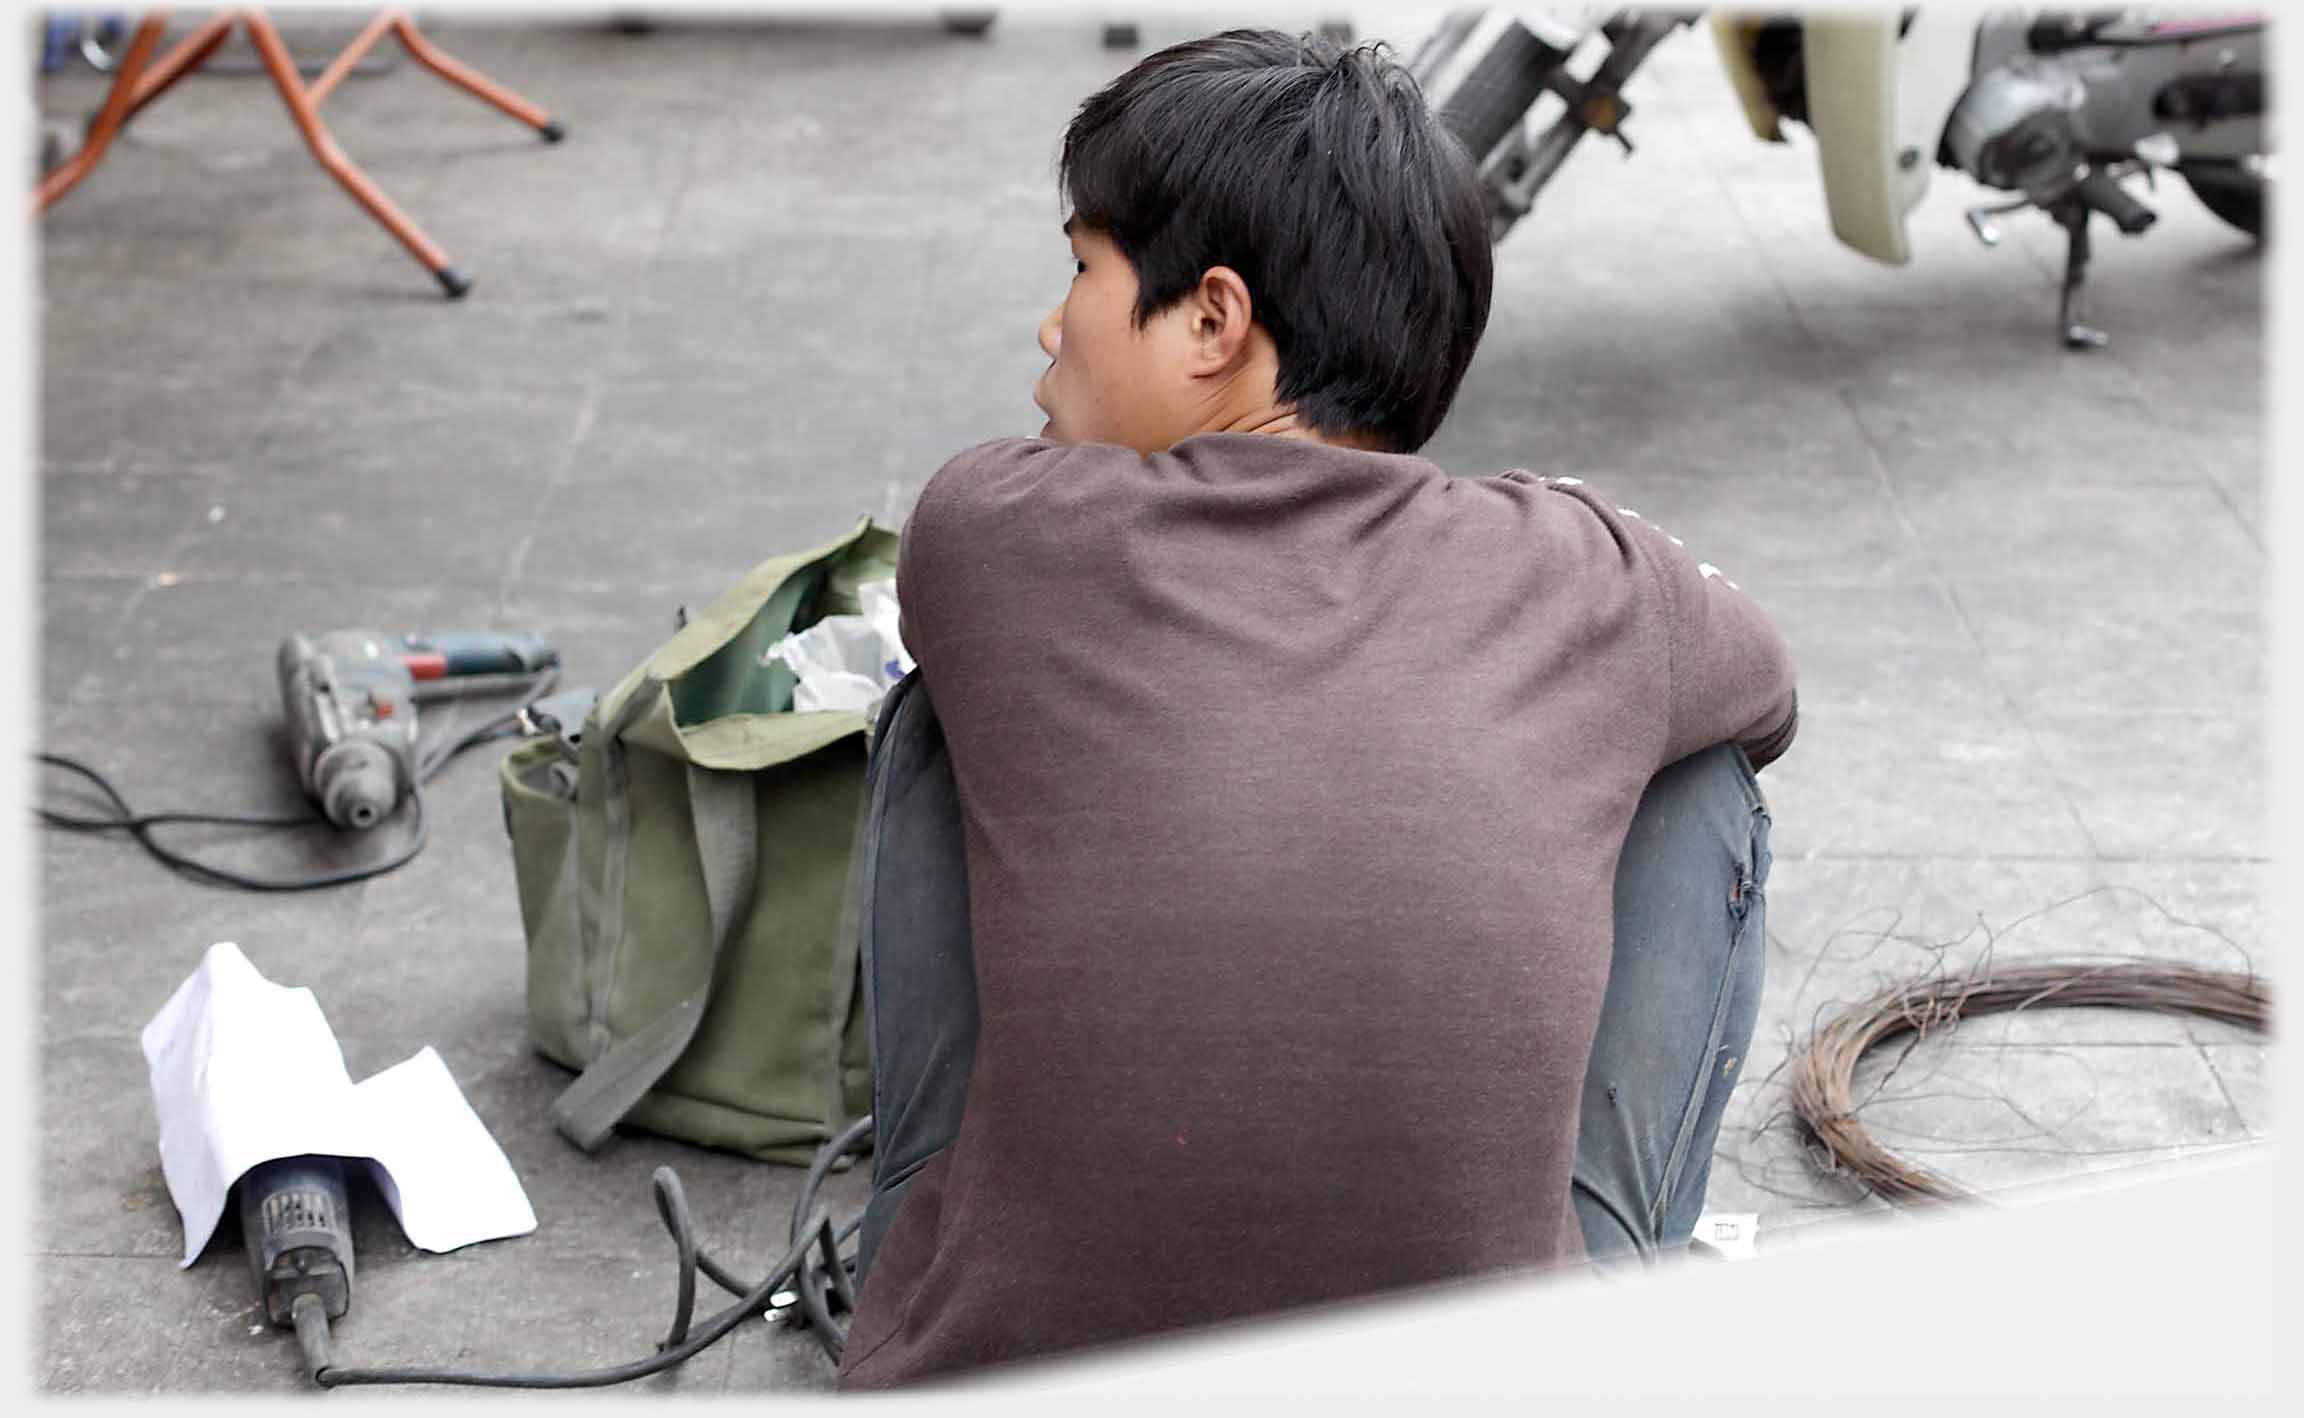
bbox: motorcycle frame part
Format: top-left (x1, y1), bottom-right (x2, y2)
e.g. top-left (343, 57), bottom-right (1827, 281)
top-left (1959, 12), bottom-right (2265, 179)
top-left (32, 7), bottom-right (566, 298)
top-left (1962, 191), bottom-right (2031, 246)
top-left (1717, 11), bottom-right (2264, 248)
top-left (2053, 194), bottom-right (2109, 350)
top-left (1455, 11), bottom-right (1693, 243)
top-left (2045, 162), bottom-right (2162, 352)
top-left (1951, 15), bottom-right (2264, 348)
top-left (1412, 10), bottom-right (1591, 169)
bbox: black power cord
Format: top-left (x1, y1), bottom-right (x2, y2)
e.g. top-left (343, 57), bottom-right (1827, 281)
top-left (34, 670), bottom-right (560, 892)
top-left (313, 1114), bottom-right (876, 1389)
top-left (789, 1113), bottom-right (870, 1364)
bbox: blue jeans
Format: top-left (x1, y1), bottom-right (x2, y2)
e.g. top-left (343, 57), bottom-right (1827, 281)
top-left (851, 673), bottom-right (1771, 1282)
top-left (1571, 741), bottom-right (1771, 1268)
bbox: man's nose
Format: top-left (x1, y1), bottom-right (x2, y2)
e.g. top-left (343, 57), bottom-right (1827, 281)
top-left (1038, 304), bottom-right (1062, 360)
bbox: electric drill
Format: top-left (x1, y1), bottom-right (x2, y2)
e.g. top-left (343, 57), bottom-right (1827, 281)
top-left (278, 630), bottom-right (557, 830)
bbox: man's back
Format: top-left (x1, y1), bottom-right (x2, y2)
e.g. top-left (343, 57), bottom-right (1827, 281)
top-left (838, 433), bottom-right (1796, 1386)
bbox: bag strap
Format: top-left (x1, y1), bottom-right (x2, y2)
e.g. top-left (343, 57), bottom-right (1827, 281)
top-left (548, 762), bottom-right (760, 1151)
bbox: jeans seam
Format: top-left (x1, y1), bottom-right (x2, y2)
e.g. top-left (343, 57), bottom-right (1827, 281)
top-left (1647, 901), bottom-right (1747, 1232)
top-left (1644, 794), bottom-right (1764, 1233)
top-left (1648, 802), bottom-right (1769, 1231)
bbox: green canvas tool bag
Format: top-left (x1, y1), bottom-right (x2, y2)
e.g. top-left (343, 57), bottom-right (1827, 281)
top-left (499, 517), bottom-right (896, 1164)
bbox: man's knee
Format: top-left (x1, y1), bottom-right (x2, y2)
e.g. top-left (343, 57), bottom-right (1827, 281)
top-left (1619, 743), bottom-right (1769, 903)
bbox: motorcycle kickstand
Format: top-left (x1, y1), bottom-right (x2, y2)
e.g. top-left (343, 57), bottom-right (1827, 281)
top-left (2053, 198), bottom-right (2110, 351)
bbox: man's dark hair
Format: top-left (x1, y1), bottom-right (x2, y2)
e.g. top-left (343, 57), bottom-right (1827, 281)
top-left (1059, 29), bottom-right (1494, 455)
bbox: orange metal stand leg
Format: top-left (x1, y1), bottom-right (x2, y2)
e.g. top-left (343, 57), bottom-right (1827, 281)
top-left (121, 10), bottom-right (236, 125)
top-left (32, 12), bottom-right (169, 213)
top-left (388, 10), bottom-right (564, 140)
top-left (304, 8), bottom-right (397, 108)
top-left (34, 6), bottom-right (566, 297)
top-left (239, 10), bottom-right (469, 295)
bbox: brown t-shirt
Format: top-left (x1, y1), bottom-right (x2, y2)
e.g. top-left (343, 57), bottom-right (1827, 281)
top-left (839, 433), bottom-right (1797, 1387)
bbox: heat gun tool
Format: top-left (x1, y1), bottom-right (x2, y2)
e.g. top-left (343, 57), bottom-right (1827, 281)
top-left (239, 1155), bottom-right (357, 1377)
top-left (279, 630), bottom-right (557, 830)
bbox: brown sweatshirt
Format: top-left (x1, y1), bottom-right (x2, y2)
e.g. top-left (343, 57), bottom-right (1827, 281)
top-left (839, 433), bottom-right (1796, 1388)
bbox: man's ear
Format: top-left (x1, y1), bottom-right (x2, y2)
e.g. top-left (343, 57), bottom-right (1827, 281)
top-left (1184, 266), bottom-right (1256, 373)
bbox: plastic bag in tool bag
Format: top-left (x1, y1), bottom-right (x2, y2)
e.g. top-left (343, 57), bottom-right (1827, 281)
top-left (498, 518), bottom-right (897, 1163)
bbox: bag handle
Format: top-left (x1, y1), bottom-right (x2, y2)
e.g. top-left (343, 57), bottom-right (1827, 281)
top-left (548, 762), bottom-right (760, 1151)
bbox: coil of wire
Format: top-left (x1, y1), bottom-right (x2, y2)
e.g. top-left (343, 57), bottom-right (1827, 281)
top-left (1785, 960), bottom-right (2270, 1204)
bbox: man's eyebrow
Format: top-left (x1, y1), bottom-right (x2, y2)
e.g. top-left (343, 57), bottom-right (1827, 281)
top-left (1061, 215), bottom-right (1076, 237)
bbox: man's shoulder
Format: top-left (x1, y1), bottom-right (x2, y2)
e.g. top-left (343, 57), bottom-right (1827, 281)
top-left (1464, 470), bottom-right (1660, 561)
top-left (928, 436), bottom-right (1137, 488)
top-left (915, 437), bottom-right (1141, 527)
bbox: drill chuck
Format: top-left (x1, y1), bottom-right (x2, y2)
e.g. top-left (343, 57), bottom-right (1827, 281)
top-left (314, 741), bottom-right (399, 831)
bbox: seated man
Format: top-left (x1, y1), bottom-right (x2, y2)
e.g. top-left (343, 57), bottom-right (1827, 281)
top-left (839, 27), bottom-right (1797, 1389)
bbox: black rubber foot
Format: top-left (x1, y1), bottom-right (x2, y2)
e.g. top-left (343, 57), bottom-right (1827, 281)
top-left (540, 119), bottom-right (567, 143)
top-left (1102, 23), bottom-right (1139, 48)
top-left (436, 266), bottom-right (474, 299)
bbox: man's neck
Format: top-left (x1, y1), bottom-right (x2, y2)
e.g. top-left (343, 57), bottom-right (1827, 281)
top-left (1206, 407), bottom-right (1391, 453)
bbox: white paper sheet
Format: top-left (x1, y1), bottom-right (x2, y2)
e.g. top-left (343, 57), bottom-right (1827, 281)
top-left (140, 941), bottom-right (538, 1268)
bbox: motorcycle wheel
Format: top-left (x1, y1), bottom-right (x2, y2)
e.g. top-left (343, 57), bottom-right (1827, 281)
top-left (2179, 158), bottom-right (2266, 239)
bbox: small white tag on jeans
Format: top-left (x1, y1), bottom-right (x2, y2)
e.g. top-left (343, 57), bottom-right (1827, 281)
top-left (1690, 1212), bottom-right (1759, 1260)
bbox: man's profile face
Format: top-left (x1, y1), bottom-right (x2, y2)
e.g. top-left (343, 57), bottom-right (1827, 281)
top-left (1034, 220), bottom-right (1199, 455)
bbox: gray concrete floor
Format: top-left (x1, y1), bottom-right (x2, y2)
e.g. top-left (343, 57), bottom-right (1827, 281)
top-left (32, 7), bottom-right (2270, 1395)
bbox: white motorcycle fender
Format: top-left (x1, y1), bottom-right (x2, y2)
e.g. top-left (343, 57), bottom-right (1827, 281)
top-left (1803, 9), bottom-right (1980, 264)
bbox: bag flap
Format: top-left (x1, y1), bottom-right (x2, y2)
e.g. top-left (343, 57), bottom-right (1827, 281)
top-left (648, 517), bottom-right (897, 684)
top-left (622, 696), bottom-right (871, 772)
top-left (586, 517), bottom-right (898, 769)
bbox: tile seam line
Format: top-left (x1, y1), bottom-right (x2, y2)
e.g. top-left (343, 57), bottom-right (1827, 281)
top-left (2202, 470), bottom-right (2267, 556)
top-left (2178, 1013), bottom-right (2260, 1136)
top-left (492, 381), bottom-right (601, 612)
top-left (1830, 384), bottom-right (2104, 859)
top-left (617, 80), bottom-right (735, 347)
top-left (1671, 66), bottom-right (1826, 353)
